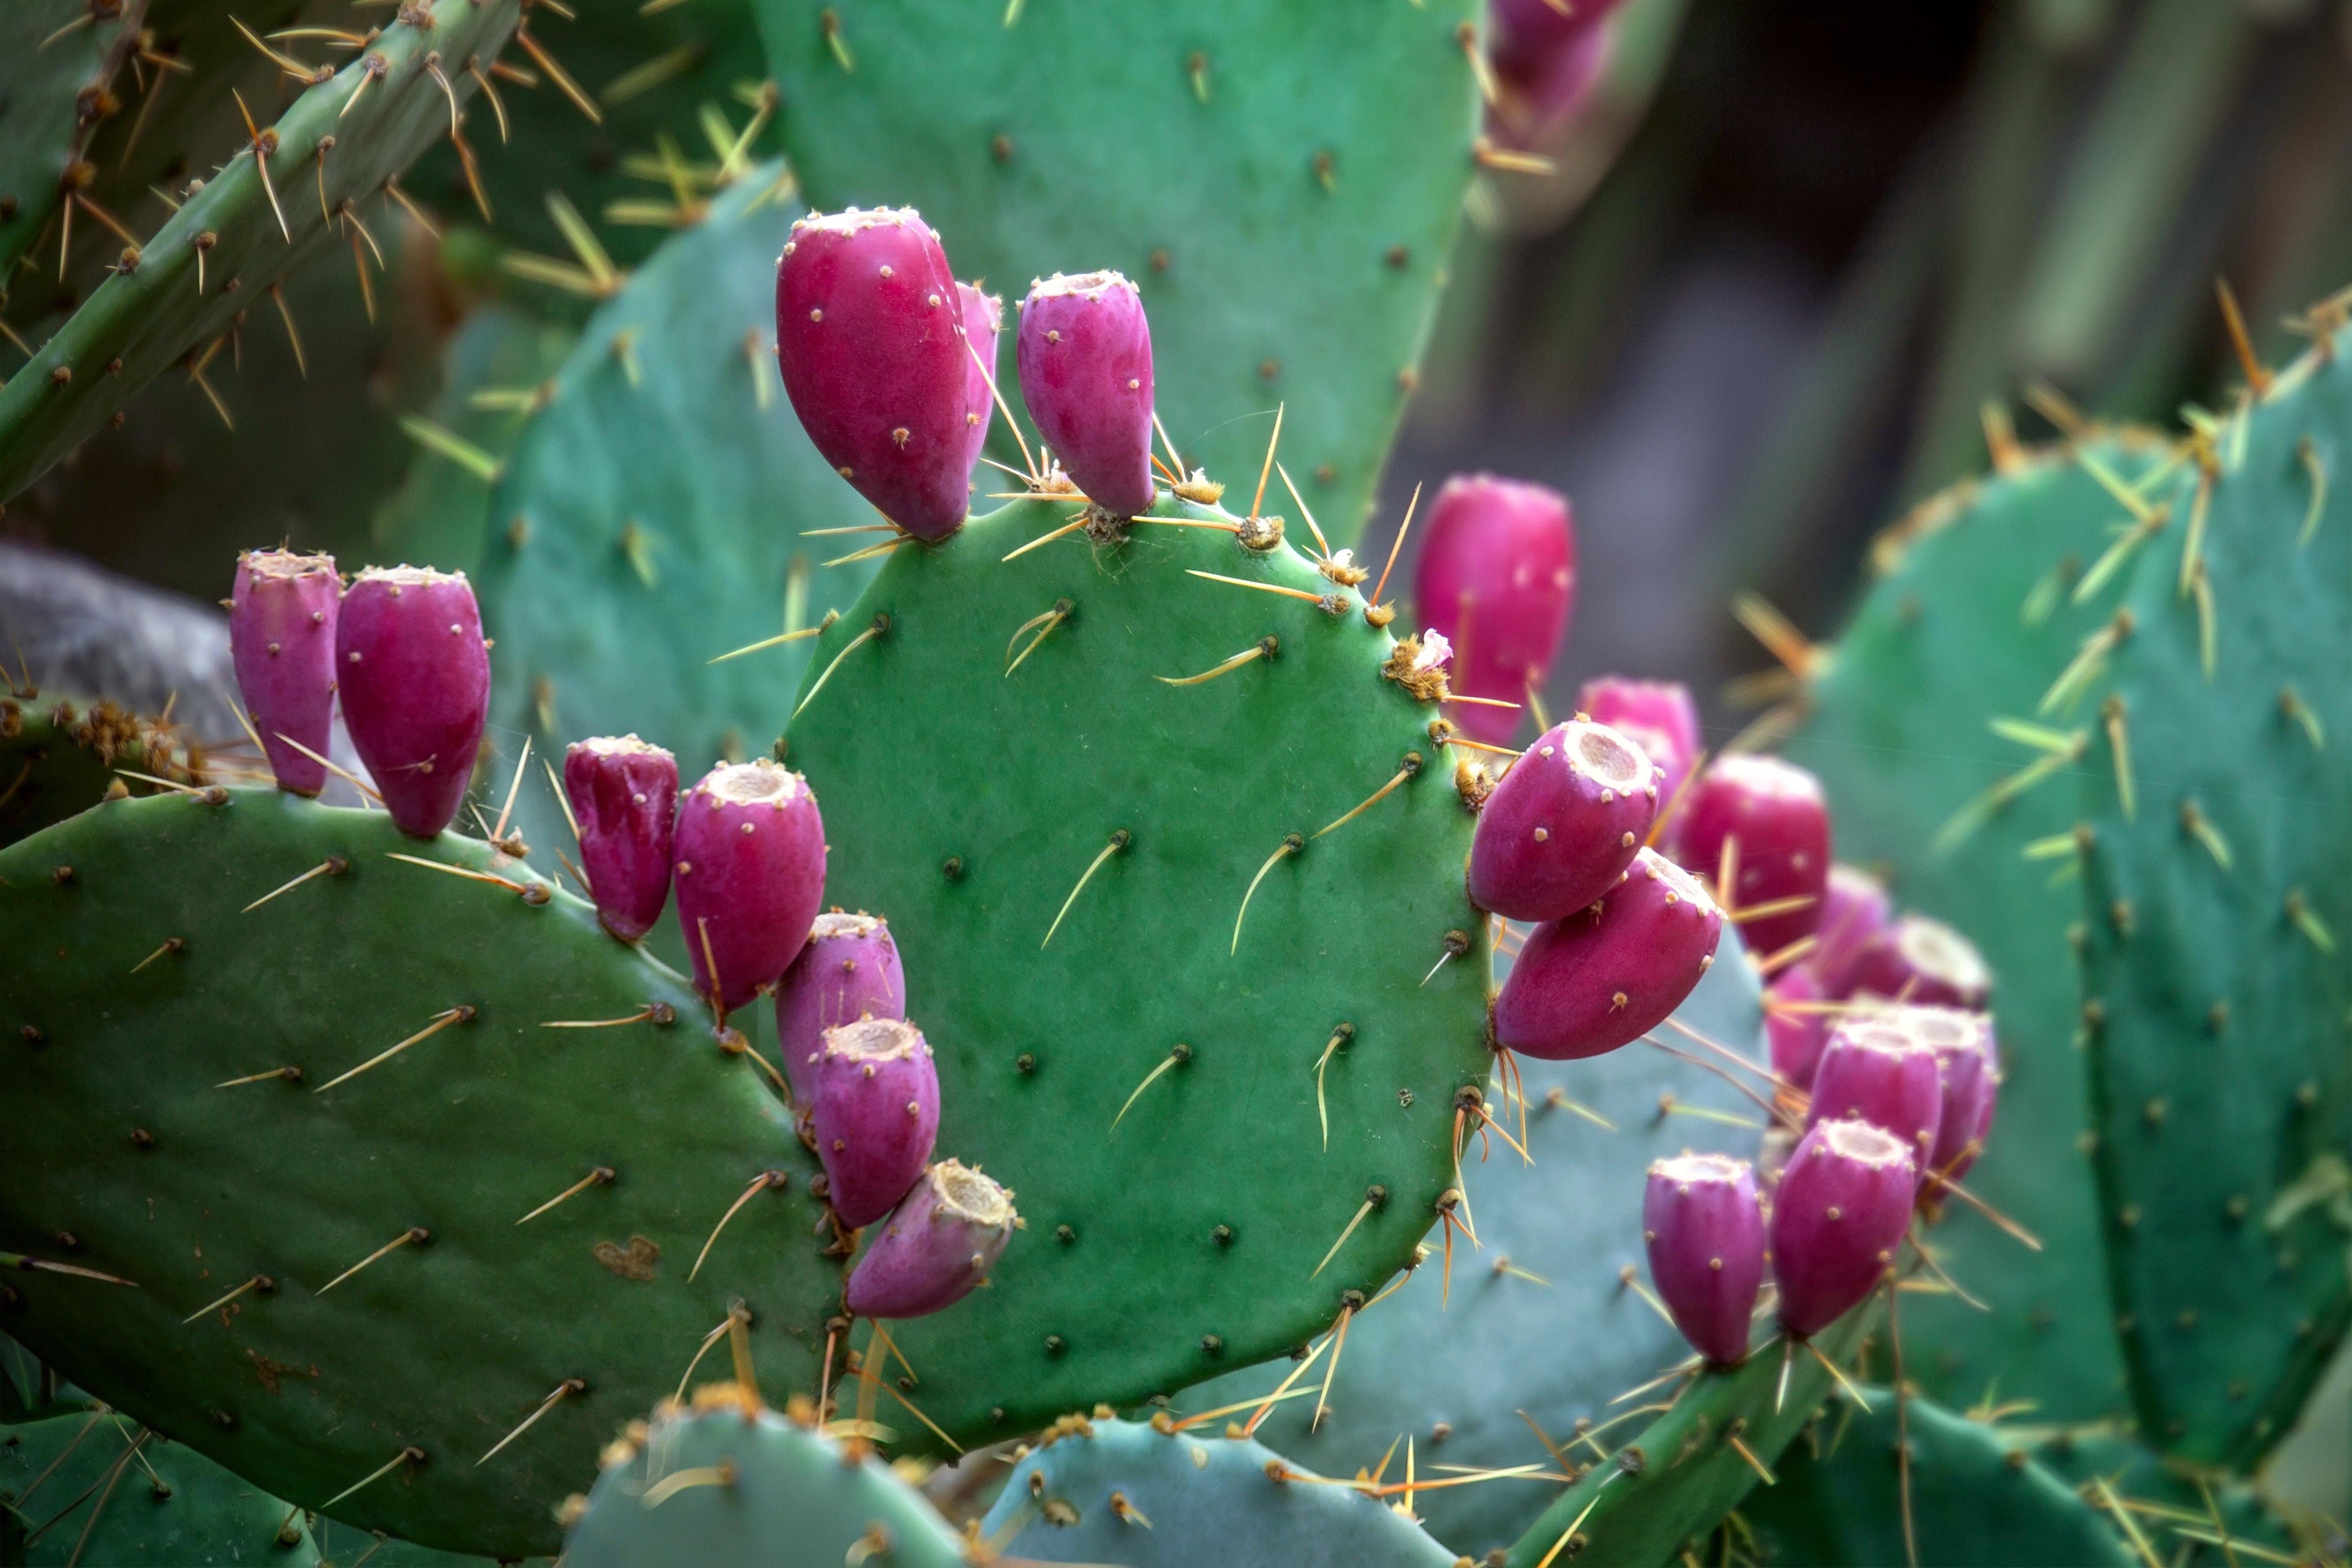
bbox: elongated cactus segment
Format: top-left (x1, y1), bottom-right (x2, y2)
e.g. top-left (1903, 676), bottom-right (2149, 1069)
top-left (0, 1), bottom-right (143, 277)
top-left (0, 790), bottom-right (838, 1557)
top-left (2, 1409), bottom-right (326, 1565)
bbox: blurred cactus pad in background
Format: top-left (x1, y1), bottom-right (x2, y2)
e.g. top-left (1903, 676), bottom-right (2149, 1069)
top-left (4, 0), bottom-right (2352, 1565)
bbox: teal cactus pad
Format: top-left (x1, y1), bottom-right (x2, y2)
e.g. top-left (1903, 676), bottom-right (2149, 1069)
top-left (561, 1391), bottom-right (965, 1568)
top-left (0, 1), bottom-right (140, 276)
top-left (785, 496), bottom-right (1492, 1443)
top-left (2073, 342), bottom-right (2352, 1467)
top-left (2028, 1427), bottom-right (2291, 1566)
top-left (0, 790), bottom-right (840, 1558)
top-left (1734, 1387), bottom-right (2133, 1567)
top-left (981, 1414), bottom-right (1463, 1567)
top-left (1185, 936), bottom-right (1770, 1557)
top-left (752, 0), bottom-right (1481, 542)
top-left (0, 1340), bottom-right (85, 1427)
top-left (0, 0), bottom-right (523, 500)
top-left (1, 693), bottom-right (206, 849)
top-left (1785, 436), bottom-right (2175, 1423)
top-left (2, 1409), bottom-right (323, 1565)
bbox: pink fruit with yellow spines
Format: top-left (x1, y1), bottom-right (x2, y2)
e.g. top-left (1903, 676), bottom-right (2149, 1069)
top-left (671, 759), bottom-right (827, 1015)
top-left (1771, 1117), bottom-right (1916, 1336)
top-left (562, 735), bottom-right (677, 943)
top-left (1765, 963), bottom-right (1828, 1089)
top-left (1466, 718), bottom-right (1657, 921)
top-left (845, 1160), bottom-right (1019, 1319)
top-left (1413, 474), bottom-right (1575, 745)
top-left (230, 549), bottom-right (340, 797)
top-left (335, 566), bottom-right (490, 839)
top-left (1492, 846), bottom-right (1721, 1059)
top-left (1839, 913), bottom-right (1992, 1009)
top-left (1669, 753), bottom-right (1830, 962)
top-left (1644, 1153), bottom-right (1764, 1365)
top-left (1804, 1018), bottom-right (1944, 1170)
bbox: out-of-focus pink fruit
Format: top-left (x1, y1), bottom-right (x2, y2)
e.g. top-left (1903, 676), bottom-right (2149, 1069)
top-left (1670, 754), bottom-right (1831, 962)
top-left (1413, 474), bottom-right (1575, 745)
top-left (562, 735), bottom-right (677, 942)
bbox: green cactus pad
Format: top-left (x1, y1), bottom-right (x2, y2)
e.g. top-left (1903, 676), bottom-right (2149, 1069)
top-left (0, 1), bottom-right (141, 277)
top-left (980, 1414), bottom-right (1463, 1567)
top-left (1733, 1387), bottom-right (2133, 1567)
top-left (785, 495), bottom-right (1491, 1443)
top-left (2073, 341), bottom-right (2352, 1468)
top-left (2027, 1427), bottom-right (2291, 1566)
top-left (560, 1390), bottom-right (965, 1568)
top-left (0, 693), bottom-right (208, 849)
top-left (0, 1339), bottom-right (85, 1427)
top-left (1185, 936), bottom-right (1771, 1557)
top-left (2, 1409), bottom-right (323, 1566)
top-left (1499, 1301), bottom-right (1880, 1567)
top-left (0, 0), bottom-right (523, 500)
top-left (752, 0), bottom-right (1481, 542)
top-left (0, 790), bottom-right (839, 1558)
top-left (1786, 435), bottom-right (2174, 1423)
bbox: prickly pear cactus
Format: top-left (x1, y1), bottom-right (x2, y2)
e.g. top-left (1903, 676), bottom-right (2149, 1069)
top-left (1786, 435), bottom-right (2174, 1422)
top-left (2, 1409), bottom-right (323, 1565)
top-left (753, 0), bottom-right (1482, 540)
top-left (0, 0), bottom-right (142, 275)
top-left (0, 0), bottom-right (523, 498)
top-left (0, 693), bottom-right (207, 848)
top-left (0, 790), bottom-right (840, 1558)
top-left (785, 495), bottom-right (1491, 1442)
top-left (2073, 342), bottom-right (2352, 1467)
top-left (982, 1414), bottom-right (1464, 1567)
top-left (1188, 937), bottom-right (1768, 1556)
top-left (1733, 1388), bottom-right (2133, 1567)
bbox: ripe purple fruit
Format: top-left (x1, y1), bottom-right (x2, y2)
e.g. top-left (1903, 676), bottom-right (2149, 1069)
top-left (844, 1160), bottom-right (1019, 1320)
top-left (1804, 1019), bottom-right (1943, 1168)
top-left (1487, 0), bottom-right (1630, 85)
top-left (1487, 12), bottom-right (1611, 150)
top-left (1016, 270), bottom-right (1156, 518)
top-left (671, 759), bottom-right (826, 1015)
top-left (1809, 864), bottom-right (1893, 996)
top-left (1492, 846), bottom-right (1721, 1059)
top-left (562, 735), bottom-right (677, 943)
top-left (1467, 719), bottom-right (1657, 921)
top-left (1765, 963), bottom-right (1828, 1089)
top-left (775, 207), bottom-right (974, 540)
top-left (1577, 675), bottom-right (1700, 808)
top-left (777, 912), bottom-right (906, 1104)
top-left (959, 283), bottom-right (1001, 482)
top-left (1896, 1007), bottom-right (1997, 1181)
top-left (1669, 754), bottom-right (1830, 961)
top-left (230, 549), bottom-right (340, 797)
top-left (1771, 1117), bottom-right (1916, 1337)
top-left (1839, 913), bottom-right (1992, 1009)
top-left (1414, 474), bottom-right (1575, 744)
top-left (1644, 1153), bottom-right (1764, 1366)
top-left (811, 1018), bottom-right (939, 1228)
top-left (335, 566), bottom-right (490, 838)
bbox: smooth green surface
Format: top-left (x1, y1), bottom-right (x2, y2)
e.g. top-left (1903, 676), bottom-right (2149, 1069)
top-left (0, 1), bottom-right (135, 278)
top-left (0, 0), bottom-right (523, 500)
top-left (562, 1400), bottom-right (964, 1568)
top-left (785, 497), bottom-right (1492, 1445)
top-left (1736, 1389), bottom-right (2133, 1567)
top-left (0, 693), bottom-right (197, 848)
top-left (1186, 936), bottom-right (1769, 1558)
top-left (1, 1410), bottom-right (322, 1566)
top-left (754, 0), bottom-right (1481, 542)
top-left (2075, 343), bottom-right (2352, 1468)
top-left (0, 790), bottom-right (836, 1557)
top-left (982, 1415), bottom-right (1460, 1567)
top-left (1786, 438), bottom-right (2169, 1424)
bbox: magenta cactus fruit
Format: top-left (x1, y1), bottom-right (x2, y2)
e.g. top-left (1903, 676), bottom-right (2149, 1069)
top-left (230, 548), bottom-right (341, 797)
top-left (561, 735), bottom-right (678, 943)
top-left (671, 759), bottom-right (827, 1015)
top-left (1015, 270), bottom-right (1156, 517)
top-left (1487, 15), bottom-right (1610, 150)
top-left (1414, 474), bottom-right (1575, 744)
top-left (1487, 0), bottom-right (1630, 85)
top-left (844, 1159), bottom-right (1019, 1320)
top-left (1809, 863), bottom-right (1893, 995)
top-left (1643, 1153), bottom-right (1765, 1366)
top-left (811, 1018), bottom-right (940, 1228)
top-left (775, 207), bottom-right (974, 540)
top-left (1804, 1019), bottom-right (1943, 1167)
top-left (335, 566), bottom-right (490, 838)
top-left (777, 911), bottom-right (906, 1103)
top-left (1771, 1117), bottom-right (1917, 1337)
top-left (1895, 1007), bottom-right (1998, 1180)
top-left (1839, 913), bottom-right (1993, 1009)
top-left (1577, 675), bottom-right (1700, 808)
top-left (1668, 753), bottom-right (1831, 961)
top-left (1467, 719), bottom-right (1657, 920)
top-left (959, 282), bottom-right (1001, 477)
top-left (1492, 846), bottom-right (1722, 1059)
top-left (1765, 963), bottom-right (1828, 1089)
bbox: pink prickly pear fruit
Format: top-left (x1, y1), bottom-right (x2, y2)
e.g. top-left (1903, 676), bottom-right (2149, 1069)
top-left (811, 1018), bottom-right (940, 1228)
top-left (1467, 719), bottom-right (1657, 921)
top-left (1771, 1117), bottom-right (1916, 1337)
top-left (844, 1159), bottom-right (1019, 1320)
top-left (1765, 963), bottom-right (1828, 1089)
top-left (1839, 913), bottom-right (1992, 1009)
top-left (1414, 475), bottom-right (1575, 745)
top-left (1492, 846), bottom-right (1721, 1059)
top-left (1577, 675), bottom-right (1700, 809)
top-left (1809, 864), bottom-right (1893, 995)
top-left (1668, 754), bottom-right (1830, 962)
top-left (1486, 16), bottom-right (1611, 150)
top-left (777, 912), bottom-right (906, 1104)
top-left (335, 566), bottom-right (490, 838)
top-left (1644, 1153), bottom-right (1765, 1366)
top-left (671, 759), bottom-right (827, 1014)
top-left (562, 736), bottom-right (677, 943)
top-left (1894, 1007), bottom-right (1997, 1181)
top-left (1015, 270), bottom-right (1157, 518)
top-left (230, 549), bottom-right (340, 796)
top-left (775, 207), bottom-right (974, 540)
top-left (959, 283), bottom-right (1001, 478)
top-left (1486, 0), bottom-right (1630, 85)
top-left (1804, 1019), bottom-right (1943, 1170)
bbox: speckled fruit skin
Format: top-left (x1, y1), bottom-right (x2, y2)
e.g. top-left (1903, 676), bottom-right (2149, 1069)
top-left (1669, 752), bottom-right (1831, 961)
top-left (1645, 1153), bottom-right (1765, 1366)
top-left (776, 911), bottom-right (905, 1103)
top-left (1771, 1117), bottom-right (1917, 1337)
top-left (1804, 1018), bottom-right (1944, 1171)
top-left (563, 735), bottom-right (677, 943)
top-left (231, 549), bottom-right (341, 797)
top-left (1492, 845), bottom-right (1722, 1059)
top-left (844, 1160), bottom-right (1018, 1320)
top-left (671, 759), bottom-right (827, 1013)
top-left (1016, 270), bottom-right (1157, 517)
top-left (1578, 674), bottom-right (1700, 807)
top-left (1466, 718), bottom-right (1657, 921)
top-left (1413, 474), bottom-right (1575, 744)
top-left (334, 566), bottom-right (491, 838)
top-left (811, 1018), bottom-right (940, 1228)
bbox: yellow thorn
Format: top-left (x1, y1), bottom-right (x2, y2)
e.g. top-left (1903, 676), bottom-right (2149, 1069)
top-left (1043, 829), bottom-right (1131, 949)
top-left (467, 60), bottom-right (510, 143)
top-left (314, 1227), bottom-right (430, 1295)
top-left (1249, 403), bottom-right (1284, 523)
top-left (128, 936), bottom-right (185, 974)
top-left (313, 1006), bottom-right (475, 1094)
top-left (821, 537), bottom-right (906, 570)
top-left (1110, 1044), bottom-right (1190, 1134)
top-left (689, 1171), bottom-right (787, 1281)
top-left (476, 1378), bottom-right (585, 1466)
top-left (2215, 277), bottom-right (2272, 397)
top-left (181, 1274), bottom-right (270, 1325)
top-left (1276, 462), bottom-right (1333, 560)
top-left (384, 852), bottom-right (532, 896)
top-left (1232, 833), bottom-right (1303, 955)
top-left (515, 27), bottom-right (602, 123)
top-left (1367, 482), bottom-right (1421, 620)
top-left (820, 7), bottom-right (855, 71)
top-left (1311, 1303), bottom-right (1355, 1431)
top-left (317, 1448), bottom-right (425, 1513)
top-left (1309, 1021), bottom-right (1353, 1150)
top-left (1184, 570), bottom-right (1339, 612)
top-left (1312, 1190), bottom-right (1383, 1279)
top-left (1160, 636), bottom-right (1278, 687)
top-left (1004, 600), bottom-right (1072, 678)
top-left (1472, 138), bottom-right (1553, 175)
top-left (2101, 695), bottom-right (2135, 820)
top-left (1315, 754), bottom-right (1423, 839)
top-left (516, 1166), bottom-right (614, 1225)
top-left (215, 1065), bottom-right (302, 1088)
top-left (2299, 435), bottom-right (2329, 547)
top-left (791, 615), bottom-right (888, 722)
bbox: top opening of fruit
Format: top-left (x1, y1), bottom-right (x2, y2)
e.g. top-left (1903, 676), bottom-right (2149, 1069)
top-left (810, 910), bottom-right (886, 941)
top-left (703, 759), bottom-right (801, 805)
top-left (1895, 916), bottom-right (1992, 993)
top-left (1570, 721), bottom-right (1649, 792)
top-left (930, 1158), bottom-right (1016, 1225)
top-left (1814, 1117), bottom-right (1911, 1166)
top-left (1648, 1151), bottom-right (1750, 1186)
top-left (822, 1017), bottom-right (923, 1062)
